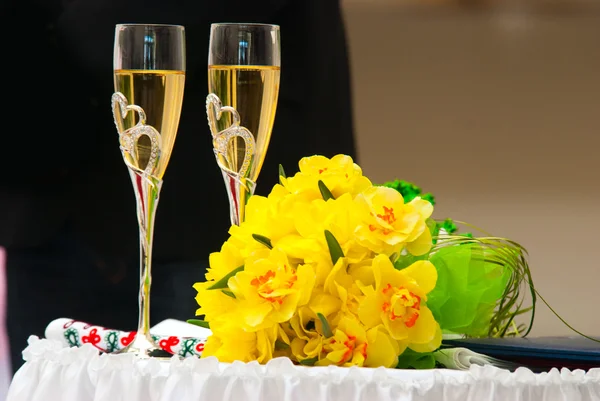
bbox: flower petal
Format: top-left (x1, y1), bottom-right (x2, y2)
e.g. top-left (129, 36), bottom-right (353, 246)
top-left (243, 302), bottom-right (273, 329)
top-left (365, 327), bottom-right (405, 368)
top-left (400, 260), bottom-right (437, 294)
top-left (406, 226), bottom-right (432, 256)
top-left (407, 306), bottom-right (440, 346)
top-left (409, 323), bottom-right (442, 353)
top-left (358, 293), bottom-right (384, 329)
top-left (383, 314), bottom-right (409, 341)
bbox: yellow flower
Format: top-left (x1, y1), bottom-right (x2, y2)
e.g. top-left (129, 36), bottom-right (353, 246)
top-left (308, 290), bottom-right (343, 322)
top-left (348, 259), bottom-right (376, 288)
top-left (316, 316), bottom-right (368, 367)
top-left (202, 325), bottom-right (255, 363)
top-left (281, 154), bottom-right (372, 200)
top-left (227, 190), bottom-right (297, 258)
top-left (274, 234), bottom-right (322, 264)
top-left (355, 186), bottom-right (433, 256)
top-left (284, 306), bottom-right (324, 363)
top-left (193, 281), bottom-right (237, 321)
top-left (194, 240), bottom-right (241, 320)
top-left (196, 153), bottom-right (447, 366)
top-left (205, 240), bottom-right (244, 282)
top-left (364, 325), bottom-right (404, 368)
top-left (288, 306), bottom-right (318, 340)
top-left (316, 316), bottom-right (401, 368)
top-left (292, 194), bottom-right (372, 264)
top-left (322, 257), bottom-right (364, 318)
top-left (291, 336), bottom-right (324, 363)
top-left (194, 243), bottom-right (265, 322)
top-left (228, 248), bottom-right (316, 331)
top-left (358, 255), bottom-right (441, 352)
top-left (203, 321), bottom-right (278, 363)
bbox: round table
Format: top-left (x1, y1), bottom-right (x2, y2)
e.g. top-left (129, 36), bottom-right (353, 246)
top-left (6, 336), bottom-right (600, 401)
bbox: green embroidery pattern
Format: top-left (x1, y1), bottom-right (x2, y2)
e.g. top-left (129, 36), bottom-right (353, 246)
top-left (105, 331), bottom-right (120, 353)
top-left (179, 338), bottom-right (200, 358)
top-left (64, 328), bottom-right (80, 347)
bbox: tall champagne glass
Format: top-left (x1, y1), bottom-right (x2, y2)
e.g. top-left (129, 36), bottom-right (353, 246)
top-left (111, 24), bottom-right (185, 357)
top-left (206, 23), bottom-right (281, 225)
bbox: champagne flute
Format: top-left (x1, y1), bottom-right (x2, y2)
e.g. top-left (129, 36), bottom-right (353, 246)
top-left (111, 24), bottom-right (185, 357)
top-left (206, 23), bottom-right (281, 225)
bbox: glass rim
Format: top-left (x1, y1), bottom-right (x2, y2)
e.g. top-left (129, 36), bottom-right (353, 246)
top-left (116, 23), bottom-right (185, 29)
top-left (210, 22), bottom-right (280, 30)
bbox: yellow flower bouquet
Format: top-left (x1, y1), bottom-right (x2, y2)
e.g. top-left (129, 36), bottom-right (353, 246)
top-left (191, 154), bottom-right (534, 369)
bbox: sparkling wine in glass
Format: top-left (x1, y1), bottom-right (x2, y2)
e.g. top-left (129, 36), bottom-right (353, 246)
top-left (111, 23), bottom-right (185, 357)
top-left (206, 23), bottom-right (281, 225)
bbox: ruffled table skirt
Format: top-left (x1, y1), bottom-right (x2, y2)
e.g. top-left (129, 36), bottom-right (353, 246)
top-left (7, 336), bottom-right (600, 401)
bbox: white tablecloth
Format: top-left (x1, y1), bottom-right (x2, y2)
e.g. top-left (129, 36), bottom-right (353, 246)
top-left (6, 336), bottom-right (600, 401)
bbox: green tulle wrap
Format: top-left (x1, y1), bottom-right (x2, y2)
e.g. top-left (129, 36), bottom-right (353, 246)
top-left (426, 243), bottom-right (512, 337)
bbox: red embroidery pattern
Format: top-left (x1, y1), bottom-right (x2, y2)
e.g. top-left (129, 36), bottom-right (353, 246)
top-left (121, 331), bottom-right (136, 346)
top-left (159, 336), bottom-right (180, 354)
top-left (82, 328), bottom-right (101, 345)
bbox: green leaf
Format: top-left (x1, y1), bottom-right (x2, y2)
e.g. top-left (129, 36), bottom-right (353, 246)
top-left (222, 290), bottom-right (236, 298)
top-left (207, 265), bottom-right (244, 290)
top-left (318, 180), bottom-right (335, 201)
top-left (396, 348), bottom-right (436, 369)
top-left (394, 253), bottom-right (429, 271)
top-left (252, 233), bottom-right (273, 249)
top-left (187, 319), bottom-right (210, 329)
top-left (317, 312), bottom-right (333, 338)
top-left (275, 340), bottom-right (290, 350)
top-left (421, 192), bottom-right (436, 205)
top-left (324, 230), bottom-right (344, 265)
top-left (299, 357), bottom-right (318, 366)
top-left (279, 164), bottom-right (286, 184)
top-left (439, 218), bottom-right (458, 234)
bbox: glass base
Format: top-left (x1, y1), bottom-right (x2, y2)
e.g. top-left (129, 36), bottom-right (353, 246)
top-left (116, 332), bottom-right (172, 359)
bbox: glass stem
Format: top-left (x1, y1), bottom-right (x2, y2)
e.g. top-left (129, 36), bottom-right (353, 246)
top-left (222, 170), bottom-right (255, 226)
top-left (129, 171), bottom-right (163, 354)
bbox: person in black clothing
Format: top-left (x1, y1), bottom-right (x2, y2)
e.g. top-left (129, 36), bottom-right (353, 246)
top-left (0, 0), bottom-right (356, 374)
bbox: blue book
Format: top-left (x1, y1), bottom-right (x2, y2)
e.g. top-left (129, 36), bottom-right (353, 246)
top-left (442, 336), bottom-right (600, 372)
